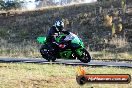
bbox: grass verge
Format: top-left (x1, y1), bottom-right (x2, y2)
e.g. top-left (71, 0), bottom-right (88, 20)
top-left (91, 51), bottom-right (132, 61)
top-left (0, 39), bottom-right (132, 60)
top-left (0, 63), bottom-right (131, 88)
top-left (0, 48), bottom-right (132, 61)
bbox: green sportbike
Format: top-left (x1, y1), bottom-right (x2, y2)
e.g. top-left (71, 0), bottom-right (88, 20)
top-left (37, 32), bottom-right (91, 63)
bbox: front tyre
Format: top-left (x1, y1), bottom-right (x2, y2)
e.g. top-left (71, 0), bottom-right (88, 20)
top-left (79, 49), bottom-right (91, 63)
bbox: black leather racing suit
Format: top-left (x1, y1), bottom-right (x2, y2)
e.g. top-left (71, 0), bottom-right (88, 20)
top-left (40, 26), bottom-right (69, 54)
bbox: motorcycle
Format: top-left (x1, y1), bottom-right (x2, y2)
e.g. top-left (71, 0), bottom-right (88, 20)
top-left (37, 32), bottom-right (91, 63)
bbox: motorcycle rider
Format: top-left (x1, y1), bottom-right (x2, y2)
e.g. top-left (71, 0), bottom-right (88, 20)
top-left (40, 19), bottom-right (70, 55)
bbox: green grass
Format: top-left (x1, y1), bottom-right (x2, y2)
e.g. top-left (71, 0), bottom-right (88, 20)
top-left (0, 63), bottom-right (131, 88)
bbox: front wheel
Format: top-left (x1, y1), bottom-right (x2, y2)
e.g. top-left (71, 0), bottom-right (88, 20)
top-left (78, 49), bottom-right (91, 63)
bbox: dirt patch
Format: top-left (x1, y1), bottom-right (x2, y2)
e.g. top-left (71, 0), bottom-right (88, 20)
top-left (0, 65), bottom-right (8, 68)
top-left (18, 76), bottom-right (75, 87)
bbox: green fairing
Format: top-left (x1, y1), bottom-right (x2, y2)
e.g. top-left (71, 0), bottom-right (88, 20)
top-left (55, 34), bottom-right (65, 43)
top-left (55, 33), bottom-right (84, 58)
top-left (37, 37), bottom-right (46, 44)
top-left (60, 50), bottom-right (72, 59)
top-left (75, 48), bottom-right (83, 56)
top-left (71, 37), bottom-right (84, 48)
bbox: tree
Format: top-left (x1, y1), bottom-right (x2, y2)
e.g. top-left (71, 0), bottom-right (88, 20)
top-left (121, 0), bottom-right (126, 13)
top-left (0, 0), bottom-right (5, 10)
top-left (36, 0), bottom-right (55, 7)
top-left (0, 0), bottom-right (22, 10)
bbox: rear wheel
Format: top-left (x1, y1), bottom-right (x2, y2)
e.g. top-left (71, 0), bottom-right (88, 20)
top-left (41, 50), bottom-right (56, 62)
top-left (40, 45), bottom-right (56, 62)
top-left (78, 49), bottom-right (91, 63)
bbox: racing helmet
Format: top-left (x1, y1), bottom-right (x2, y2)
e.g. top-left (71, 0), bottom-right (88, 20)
top-left (54, 20), bottom-right (64, 31)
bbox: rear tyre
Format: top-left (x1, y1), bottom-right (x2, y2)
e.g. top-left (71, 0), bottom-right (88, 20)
top-left (79, 49), bottom-right (91, 63)
top-left (41, 51), bottom-right (56, 62)
top-left (40, 45), bottom-right (56, 62)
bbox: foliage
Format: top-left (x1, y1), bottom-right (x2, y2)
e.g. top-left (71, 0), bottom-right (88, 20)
top-left (117, 23), bottom-right (122, 32)
top-left (104, 15), bottom-right (112, 27)
top-left (121, 0), bottom-right (126, 13)
top-left (36, 0), bottom-right (90, 7)
top-left (112, 23), bottom-right (115, 36)
top-left (0, 0), bottom-right (21, 10)
top-left (0, 0), bottom-right (5, 9)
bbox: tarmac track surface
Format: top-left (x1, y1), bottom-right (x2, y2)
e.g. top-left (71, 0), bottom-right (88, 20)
top-left (0, 58), bottom-right (132, 68)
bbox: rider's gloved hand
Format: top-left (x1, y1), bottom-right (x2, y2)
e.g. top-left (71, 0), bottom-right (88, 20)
top-left (59, 44), bottom-right (66, 48)
top-left (52, 42), bottom-right (59, 45)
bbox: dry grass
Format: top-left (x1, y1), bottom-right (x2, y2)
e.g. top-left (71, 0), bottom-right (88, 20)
top-left (0, 38), bottom-right (132, 60)
top-left (0, 63), bottom-right (131, 88)
top-left (109, 37), bottom-right (129, 48)
top-left (0, 39), bottom-right (41, 58)
top-left (91, 51), bottom-right (132, 61)
top-left (90, 37), bottom-right (132, 60)
top-left (1, 45), bottom-right (132, 60)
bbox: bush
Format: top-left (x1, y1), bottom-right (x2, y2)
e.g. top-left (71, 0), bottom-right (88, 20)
top-left (104, 15), bottom-right (112, 27)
